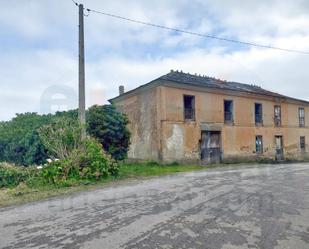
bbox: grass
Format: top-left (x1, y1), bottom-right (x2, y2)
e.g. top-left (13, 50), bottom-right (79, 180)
top-left (0, 162), bottom-right (206, 208)
top-left (118, 162), bottom-right (205, 178)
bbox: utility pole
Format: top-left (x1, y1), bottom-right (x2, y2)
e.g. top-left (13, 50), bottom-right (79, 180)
top-left (78, 3), bottom-right (86, 138)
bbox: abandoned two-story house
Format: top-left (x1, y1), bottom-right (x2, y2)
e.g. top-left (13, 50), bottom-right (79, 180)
top-left (109, 70), bottom-right (309, 164)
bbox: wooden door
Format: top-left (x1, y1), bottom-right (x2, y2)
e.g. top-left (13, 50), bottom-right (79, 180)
top-left (201, 131), bottom-right (221, 164)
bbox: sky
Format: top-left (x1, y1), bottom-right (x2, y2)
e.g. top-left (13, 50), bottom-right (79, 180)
top-left (1, 0), bottom-right (309, 121)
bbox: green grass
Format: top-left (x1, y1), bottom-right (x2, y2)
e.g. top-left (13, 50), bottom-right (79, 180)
top-left (0, 162), bottom-right (206, 207)
top-left (118, 162), bottom-right (205, 178)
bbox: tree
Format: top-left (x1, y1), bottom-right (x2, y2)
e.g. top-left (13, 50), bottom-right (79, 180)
top-left (0, 105), bottom-right (131, 166)
top-left (0, 113), bottom-right (52, 165)
top-left (87, 105), bottom-right (130, 160)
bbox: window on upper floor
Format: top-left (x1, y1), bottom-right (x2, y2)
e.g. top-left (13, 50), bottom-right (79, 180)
top-left (183, 95), bottom-right (195, 120)
top-left (255, 103), bottom-right (263, 125)
top-left (274, 105), bottom-right (281, 126)
top-left (299, 107), bottom-right (305, 127)
top-left (256, 135), bottom-right (263, 154)
top-left (224, 100), bottom-right (233, 123)
top-left (300, 136), bottom-right (306, 152)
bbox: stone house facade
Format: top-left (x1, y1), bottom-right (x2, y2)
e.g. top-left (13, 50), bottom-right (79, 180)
top-left (110, 70), bottom-right (309, 164)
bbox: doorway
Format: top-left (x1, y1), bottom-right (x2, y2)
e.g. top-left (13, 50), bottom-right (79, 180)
top-left (275, 136), bottom-right (284, 161)
top-left (201, 131), bottom-right (222, 164)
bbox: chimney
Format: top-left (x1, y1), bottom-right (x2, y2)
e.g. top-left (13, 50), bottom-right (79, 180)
top-left (119, 85), bottom-right (124, 95)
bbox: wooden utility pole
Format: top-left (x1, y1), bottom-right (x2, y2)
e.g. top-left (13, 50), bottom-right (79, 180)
top-left (78, 4), bottom-right (86, 138)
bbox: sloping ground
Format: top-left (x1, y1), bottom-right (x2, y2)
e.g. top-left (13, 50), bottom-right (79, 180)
top-left (1, 163), bottom-right (309, 249)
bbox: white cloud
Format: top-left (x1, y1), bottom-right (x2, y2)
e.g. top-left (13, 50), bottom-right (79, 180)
top-left (1, 0), bottom-right (309, 121)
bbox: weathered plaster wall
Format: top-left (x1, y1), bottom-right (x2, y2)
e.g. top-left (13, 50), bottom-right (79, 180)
top-left (114, 87), bottom-right (159, 160)
top-left (161, 122), bottom-right (200, 163)
top-left (113, 83), bottom-right (309, 163)
top-left (160, 85), bottom-right (309, 162)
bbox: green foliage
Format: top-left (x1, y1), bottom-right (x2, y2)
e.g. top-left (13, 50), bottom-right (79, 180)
top-left (40, 138), bottom-right (119, 184)
top-left (38, 118), bottom-right (119, 184)
top-left (40, 162), bottom-right (62, 184)
top-left (38, 118), bottom-right (82, 160)
top-left (0, 105), bottom-right (130, 166)
top-left (0, 163), bottom-right (39, 188)
top-left (78, 138), bottom-right (119, 179)
top-left (0, 113), bottom-right (52, 165)
top-left (87, 105), bottom-right (130, 160)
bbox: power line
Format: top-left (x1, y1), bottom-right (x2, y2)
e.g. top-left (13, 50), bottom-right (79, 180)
top-left (71, 1), bottom-right (309, 55)
top-left (71, 0), bottom-right (78, 6)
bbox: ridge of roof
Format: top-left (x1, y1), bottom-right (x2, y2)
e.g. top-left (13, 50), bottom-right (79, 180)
top-left (109, 70), bottom-right (309, 104)
top-left (158, 70), bottom-right (285, 98)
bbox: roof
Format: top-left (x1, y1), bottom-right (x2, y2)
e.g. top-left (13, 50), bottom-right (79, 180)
top-left (110, 70), bottom-right (309, 105)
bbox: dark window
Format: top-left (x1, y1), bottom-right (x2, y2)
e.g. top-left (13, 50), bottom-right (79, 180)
top-left (255, 103), bottom-right (263, 125)
top-left (224, 100), bottom-right (233, 123)
top-left (300, 136), bottom-right (306, 152)
top-left (256, 136), bottom-right (263, 154)
top-left (183, 95), bottom-right (195, 120)
top-left (274, 105), bottom-right (281, 126)
top-left (299, 107), bottom-right (305, 127)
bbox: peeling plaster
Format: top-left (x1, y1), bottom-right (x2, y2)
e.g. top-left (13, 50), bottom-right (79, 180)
top-left (166, 124), bottom-right (184, 159)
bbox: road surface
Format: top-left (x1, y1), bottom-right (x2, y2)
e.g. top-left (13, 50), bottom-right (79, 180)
top-left (1, 163), bottom-right (309, 249)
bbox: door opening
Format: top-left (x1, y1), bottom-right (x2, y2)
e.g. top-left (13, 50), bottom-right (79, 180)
top-left (201, 131), bottom-right (222, 164)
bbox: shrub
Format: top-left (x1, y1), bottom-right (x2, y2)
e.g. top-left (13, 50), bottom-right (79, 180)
top-left (0, 163), bottom-right (39, 188)
top-left (38, 118), bottom-right (82, 160)
top-left (40, 161), bottom-right (63, 184)
top-left (38, 118), bottom-right (119, 183)
top-left (87, 105), bottom-right (130, 160)
top-left (40, 138), bottom-right (119, 184)
top-left (78, 138), bottom-right (119, 179)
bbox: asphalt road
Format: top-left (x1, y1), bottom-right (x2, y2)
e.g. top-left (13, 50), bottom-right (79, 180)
top-left (1, 163), bottom-right (309, 249)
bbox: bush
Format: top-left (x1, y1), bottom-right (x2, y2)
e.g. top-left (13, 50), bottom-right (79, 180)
top-left (38, 118), bottom-right (82, 160)
top-left (87, 105), bottom-right (130, 160)
top-left (40, 161), bottom-right (63, 184)
top-left (78, 138), bottom-right (119, 179)
top-left (39, 119), bottom-right (119, 184)
top-left (40, 138), bottom-right (119, 184)
top-left (0, 163), bottom-right (39, 188)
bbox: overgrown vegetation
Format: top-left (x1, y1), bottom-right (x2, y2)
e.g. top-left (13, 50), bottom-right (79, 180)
top-left (0, 116), bottom-right (120, 189)
top-left (87, 105), bottom-right (130, 160)
top-left (38, 118), bottom-right (119, 184)
top-left (0, 105), bottom-right (130, 166)
top-left (0, 105), bottom-right (129, 193)
top-left (0, 113), bottom-right (52, 166)
top-left (0, 163), bottom-right (39, 188)
top-left (0, 162), bottom-right (205, 191)
top-left (39, 118), bottom-right (83, 160)
top-left (0, 161), bottom-right (206, 207)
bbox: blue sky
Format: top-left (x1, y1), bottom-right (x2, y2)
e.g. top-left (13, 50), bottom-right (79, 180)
top-left (1, 0), bottom-right (309, 121)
